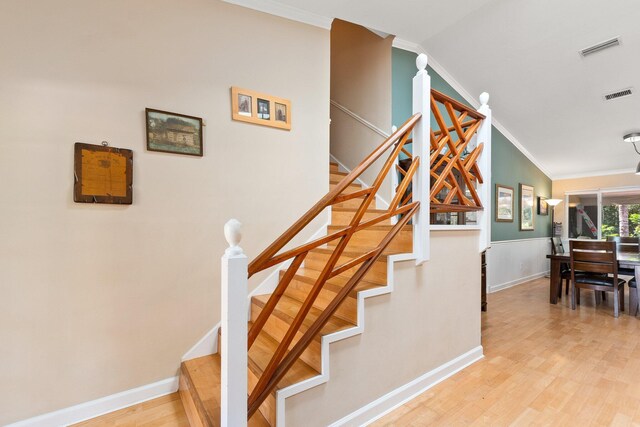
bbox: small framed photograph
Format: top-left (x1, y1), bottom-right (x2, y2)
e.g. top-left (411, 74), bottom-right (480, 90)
top-left (496, 184), bottom-right (514, 222)
top-left (237, 94), bottom-right (252, 117)
top-left (146, 108), bottom-right (203, 157)
top-left (537, 196), bottom-right (549, 215)
top-left (275, 102), bottom-right (287, 122)
top-left (520, 184), bottom-right (535, 231)
top-left (230, 86), bottom-right (291, 130)
top-left (257, 98), bottom-right (270, 120)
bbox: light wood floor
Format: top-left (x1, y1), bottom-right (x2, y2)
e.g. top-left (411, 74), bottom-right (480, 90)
top-left (76, 277), bottom-right (640, 426)
top-left (71, 392), bottom-right (188, 426)
top-left (373, 277), bottom-right (640, 426)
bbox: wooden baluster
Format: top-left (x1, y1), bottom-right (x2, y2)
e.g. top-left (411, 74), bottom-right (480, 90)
top-left (248, 202), bottom-right (420, 416)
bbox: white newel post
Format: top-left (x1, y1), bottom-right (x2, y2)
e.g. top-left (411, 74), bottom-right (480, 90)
top-left (221, 219), bottom-right (248, 427)
top-left (412, 53), bottom-right (431, 264)
top-left (476, 93), bottom-right (492, 252)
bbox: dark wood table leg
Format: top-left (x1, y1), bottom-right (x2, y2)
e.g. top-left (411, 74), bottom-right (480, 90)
top-left (550, 258), bottom-right (560, 304)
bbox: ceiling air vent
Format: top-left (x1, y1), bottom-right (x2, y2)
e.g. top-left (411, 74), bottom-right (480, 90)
top-left (580, 37), bottom-right (620, 57)
top-left (603, 88), bottom-right (633, 101)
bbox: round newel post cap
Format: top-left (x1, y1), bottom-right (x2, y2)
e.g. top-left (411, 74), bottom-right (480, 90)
top-left (416, 53), bottom-right (428, 72)
top-left (224, 219), bottom-right (243, 255)
top-left (479, 92), bottom-right (490, 106)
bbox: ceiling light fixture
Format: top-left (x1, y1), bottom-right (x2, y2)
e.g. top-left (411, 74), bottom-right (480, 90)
top-left (625, 133), bottom-right (640, 175)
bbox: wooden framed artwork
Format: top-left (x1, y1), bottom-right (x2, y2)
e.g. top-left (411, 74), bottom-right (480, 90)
top-left (520, 184), bottom-right (535, 231)
top-left (495, 184), bottom-right (514, 222)
top-left (537, 196), bottom-right (549, 215)
top-left (74, 143), bottom-right (133, 204)
top-left (146, 108), bottom-right (203, 156)
top-left (231, 86), bottom-right (291, 131)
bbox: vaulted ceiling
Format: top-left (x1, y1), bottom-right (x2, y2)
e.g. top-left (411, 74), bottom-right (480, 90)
top-left (228, 0), bottom-right (640, 179)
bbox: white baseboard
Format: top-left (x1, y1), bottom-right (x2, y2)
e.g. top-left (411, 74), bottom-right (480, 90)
top-left (488, 270), bottom-right (549, 293)
top-left (182, 322), bottom-right (221, 361)
top-left (6, 377), bottom-right (178, 427)
top-left (328, 346), bottom-right (484, 427)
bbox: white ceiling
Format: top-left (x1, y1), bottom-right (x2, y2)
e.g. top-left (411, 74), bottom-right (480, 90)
top-left (229, 0), bottom-right (640, 179)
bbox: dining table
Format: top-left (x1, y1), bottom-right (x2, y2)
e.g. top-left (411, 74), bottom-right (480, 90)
top-left (547, 251), bottom-right (640, 304)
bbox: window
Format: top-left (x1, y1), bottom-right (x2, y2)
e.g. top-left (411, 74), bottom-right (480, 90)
top-left (568, 193), bottom-right (599, 239)
top-left (601, 190), bottom-right (640, 237)
top-left (564, 188), bottom-right (640, 239)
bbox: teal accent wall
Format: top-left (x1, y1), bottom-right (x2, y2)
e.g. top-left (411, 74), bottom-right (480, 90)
top-left (392, 47), bottom-right (552, 242)
top-left (491, 128), bottom-right (552, 241)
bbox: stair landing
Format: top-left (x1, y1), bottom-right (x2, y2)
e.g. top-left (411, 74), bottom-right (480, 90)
top-left (180, 355), bottom-right (270, 427)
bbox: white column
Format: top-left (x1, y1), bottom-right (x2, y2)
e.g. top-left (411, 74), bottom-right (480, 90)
top-left (221, 219), bottom-right (248, 427)
top-left (476, 93), bottom-right (492, 252)
top-left (412, 53), bottom-right (431, 264)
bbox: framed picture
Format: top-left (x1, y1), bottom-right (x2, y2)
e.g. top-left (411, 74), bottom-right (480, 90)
top-left (275, 102), bottom-right (287, 122)
top-left (74, 142), bottom-right (133, 204)
top-left (231, 86), bottom-right (291, 130)
top-left (520, 184), bottom-right (535, 231)
top-left (495, 184), bottom-right (514, 222)
top-left (146, 108), bottom-right (203, 157)
top-left (257, 98), bottom-right (270, 120)
top-left (537, 196), bottom-right (549, 215)
top-left (237, 94), bottom-right (252, 117)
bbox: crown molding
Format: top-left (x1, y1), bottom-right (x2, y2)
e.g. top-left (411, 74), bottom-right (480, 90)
top-left (553, 167), bottom-right (637, 181)
top-left (393, 38), bottom-right (553, 180)
top-left (223, 0), bottom-right (332, 29)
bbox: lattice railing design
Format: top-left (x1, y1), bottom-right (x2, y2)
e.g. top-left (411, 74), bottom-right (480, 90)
top-left (429, 89), bottom-right (486, 213)
top-left (245, 113), bottom-right (422, 418)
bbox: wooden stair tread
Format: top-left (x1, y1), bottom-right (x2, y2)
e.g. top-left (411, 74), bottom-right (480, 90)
top-left (331, 206), bottom-right (388, 214)
top-left (328, 224), bottom-right (412, 232)
top-left (180, 355), bottom-right (270, 426)
top-left (253, 294), bottom-right (355, 340)
top-left (309, 246), bottom-right (389, 259)
top-left (294, 267), bottom-right (386, 291)
top-left (249, 326), bottom-right (319, 390)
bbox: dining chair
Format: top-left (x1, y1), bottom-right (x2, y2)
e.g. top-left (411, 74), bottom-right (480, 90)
top-left (550, 237), bottom-right (571, 297)
top-left (629, 265), bottom-right (640, 316)
top-left (570, 240), bottom-right (625, 317)
top-left (606, 236), bottom-right (640, 276)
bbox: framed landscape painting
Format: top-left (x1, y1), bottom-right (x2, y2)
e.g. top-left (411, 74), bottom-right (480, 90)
top-left (495, 184), bottom-right (514, 222)
top-left (146, 108), bottom-right (203, 156)
top-left (520, 184), bottom-right (535, 231)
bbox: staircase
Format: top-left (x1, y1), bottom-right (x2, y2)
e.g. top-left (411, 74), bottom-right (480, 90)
top-left (178, 161), bottom-right (414, 426)
top-left (177, 77), bottom-right (492, 425)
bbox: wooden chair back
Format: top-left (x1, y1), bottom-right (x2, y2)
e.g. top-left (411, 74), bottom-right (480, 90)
top-left (551, 237), bottom-right (564, 255)
top-left (570, 240), bottom-right (618, 275)
top-left (606, 236), bottom-right (640, 253)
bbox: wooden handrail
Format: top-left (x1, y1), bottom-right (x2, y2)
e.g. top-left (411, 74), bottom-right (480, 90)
top-left (248, 113), bottom-right (421, 278)
top-left (431, 90), bottom-right (485, 121)
top-left (245, 113), bottom-right (423, 417)
top-left (248, 201), bottom-right (420, 417)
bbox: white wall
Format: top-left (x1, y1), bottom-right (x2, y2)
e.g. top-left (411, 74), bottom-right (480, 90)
top-left (330, 19), bottom-right (394, 201)
top-left (0, 0), bottom-right (329, 424)
top-left (486, 238), bottom-right (550, 293)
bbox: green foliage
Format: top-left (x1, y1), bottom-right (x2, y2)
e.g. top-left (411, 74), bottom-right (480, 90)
top-left (601, 204), bottom-right (640, 237)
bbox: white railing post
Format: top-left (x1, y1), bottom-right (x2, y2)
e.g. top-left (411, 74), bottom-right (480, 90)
top-left (390, 125), bottom-right (399, 225)
top-left (476, 93), bottom-right (492, 252)
top-left (412, 53), bottom-right (431, 264)
top-left (221, 219), bottom-right (248, 427)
